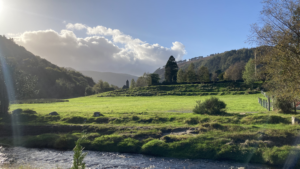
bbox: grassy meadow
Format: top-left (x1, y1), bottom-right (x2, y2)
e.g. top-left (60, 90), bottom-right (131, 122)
top-left (3, 83), bottom-right (300, 167)
top-left (10, 94), bottom-right (266, 117)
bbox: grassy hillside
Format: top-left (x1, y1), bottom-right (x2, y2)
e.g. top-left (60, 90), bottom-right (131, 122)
top-left (154, 48), bottom-right (256, 80)
top-left (100, 81), bottom-right (261, 97)
top-left (0, 35), bottom-right (95, 99)
top-left (80, 71), bottom-right (138, 88)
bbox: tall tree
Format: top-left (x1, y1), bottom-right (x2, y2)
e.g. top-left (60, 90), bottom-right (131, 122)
top-left (224, 62), bottom-right (245, 82)
top-left (85, 86), bottom-right (93, 96)
top-left (93, 80), bottom-right (104, 93)
top-left (103, 82), bottom-right (110, 89)
top-left (211, 73), bottom-right (218, 82)
top-left (250, 0), bottom-right (300, 99)
top-left (242, 58), bottom-right (256, 88)
top-left (164, 56), bottom-right (178, 83)
top-left (186, 63), bottom-right (197, 82)
top-left (136, 73), bottom-right (148, 87)
top-left (130, 79), bottom-right (136, 89)
top-left (218, 72), bottom-right (225, 81)
top-left (110, 84), bottom-right (119, 90)
top-left (177, 69), bottom-right (185, 83)
top-left (147, 74), bottom-right (160, 85)
top-left (198, 66), bottom-right (210, 83)
top-left (231, 61), bottom-right (245, 82)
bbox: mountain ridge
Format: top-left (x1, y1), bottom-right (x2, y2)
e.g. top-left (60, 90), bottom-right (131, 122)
top-left (79, 71), bottom-right (139, 88)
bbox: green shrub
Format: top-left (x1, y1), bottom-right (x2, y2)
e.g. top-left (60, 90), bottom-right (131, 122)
top-left (193, 97), bottom-right (226, 115)
top-left (63, 116), bottom-right (86, 124)
top-left (54, 134), bottom-right (77, 149)
top-left (117, 138), bottom-right (141, 153)
top-left (141, 139), bottom-right (168, 156)
top-left (274, 98), bottom-right (295, 114)
top-left (92, 135), bottom-right (123, 152)
top-left (185, 117), bottom-right (199, 125)
top-left (132, 115), bottom-right (140, 121)
top-left (240, 115), bottom-right (289, 124)
top-left (262, 146), bottom-right (292, 166)
top-left (231, 91), bottom-right (237, 95)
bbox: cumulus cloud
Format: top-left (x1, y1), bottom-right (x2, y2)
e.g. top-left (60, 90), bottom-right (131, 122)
top-left (10, 23), bottom-right (186, 76)
top-left (66, 23), bottom-right (87, 30)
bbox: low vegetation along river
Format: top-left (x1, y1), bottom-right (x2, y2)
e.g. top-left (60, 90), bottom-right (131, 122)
top-left (0, 146), bottom-right (274, 169)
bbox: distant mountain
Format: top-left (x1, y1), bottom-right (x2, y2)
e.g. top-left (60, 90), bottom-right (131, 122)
top-left (0, 35), bottom-right (95, 99)
top-left (80, 71), bottom-right (138, 88)
top-left (154, 48), bottom-right (256, 81)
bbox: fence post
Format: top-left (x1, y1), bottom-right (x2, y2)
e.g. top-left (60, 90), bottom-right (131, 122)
top-left (267, 97), bottom-right (270, 111)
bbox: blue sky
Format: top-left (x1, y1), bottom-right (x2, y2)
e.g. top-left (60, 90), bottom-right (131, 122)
top-left (0, 0), bottom-right (263, 75)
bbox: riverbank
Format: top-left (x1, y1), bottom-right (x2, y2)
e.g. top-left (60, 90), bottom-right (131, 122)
top-left (0, 123), bottom-right (299, 168)
top-left (0, 146), bottom-right (274, 169)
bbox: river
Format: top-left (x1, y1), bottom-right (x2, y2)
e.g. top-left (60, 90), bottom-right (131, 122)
top-left (0, 146), bottom-right (275, 169)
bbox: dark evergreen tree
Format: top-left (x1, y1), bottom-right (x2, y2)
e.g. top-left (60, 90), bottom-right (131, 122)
top-left (164, 56), bottom-right (178, 82)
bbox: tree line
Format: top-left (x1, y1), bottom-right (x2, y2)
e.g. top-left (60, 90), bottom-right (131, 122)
top-left (163, 55), bottom-right (257, 86)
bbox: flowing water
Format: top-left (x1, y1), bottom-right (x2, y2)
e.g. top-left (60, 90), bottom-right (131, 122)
top-left (0, 146), bottom-right (275, 169)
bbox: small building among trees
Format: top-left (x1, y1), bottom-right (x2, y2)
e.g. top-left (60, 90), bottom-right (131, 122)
top-left (122, 80), bottom-right (129, 89)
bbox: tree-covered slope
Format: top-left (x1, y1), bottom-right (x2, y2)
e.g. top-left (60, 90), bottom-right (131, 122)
top-left (0, 35), bottom-right (95, 99)
top-left (154, 48), bottom-right (256, 81)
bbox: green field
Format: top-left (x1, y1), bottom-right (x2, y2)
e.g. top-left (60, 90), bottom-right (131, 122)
top-left (10, 94), bottom-right (266, 117)
top-left (4, 92), bottom-right (300, 167)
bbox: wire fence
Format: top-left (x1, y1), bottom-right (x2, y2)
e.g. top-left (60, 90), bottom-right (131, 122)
top-left (258, 90), bottom-right (273, 111)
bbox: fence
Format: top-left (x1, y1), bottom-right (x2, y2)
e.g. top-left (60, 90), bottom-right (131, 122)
top-left (258, 90), bottom-right (273, 111)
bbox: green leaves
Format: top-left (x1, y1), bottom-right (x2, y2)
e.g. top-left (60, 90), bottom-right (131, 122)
top-left (72, 136), bottom-right (88, 169)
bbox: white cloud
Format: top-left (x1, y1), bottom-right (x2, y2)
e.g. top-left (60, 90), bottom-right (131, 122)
top-left (66, 23), bottom-right (87, 30)
top-left (10, 23), bottom-right (186, 76)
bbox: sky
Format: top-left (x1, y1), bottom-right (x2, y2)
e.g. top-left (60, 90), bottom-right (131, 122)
top-left (0, 0), bottom-right (263, 76)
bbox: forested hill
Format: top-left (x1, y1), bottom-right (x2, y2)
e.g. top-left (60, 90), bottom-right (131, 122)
top-left (154, 48), bottom-right (256, 81)
top-left (0, 35), bottom-right (95, 99)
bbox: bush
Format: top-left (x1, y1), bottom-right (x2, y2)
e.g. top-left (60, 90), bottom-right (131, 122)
top-left (185, 117), bottom-right (199, 124)
top-left (141, 139), bottom-right (168, 156)
top-left (193, 97), bottom-right (226, 115)
top-left (274, 98), bottom-right (295, 114)
top-left (117, 138), bottom-right (141, 153)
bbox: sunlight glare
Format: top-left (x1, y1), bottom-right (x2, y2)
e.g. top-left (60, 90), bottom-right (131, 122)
top-left (0, 0), bottom-right (2, 13)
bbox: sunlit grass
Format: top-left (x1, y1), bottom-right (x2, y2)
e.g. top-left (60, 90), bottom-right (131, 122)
top-left (10, 94), bottom-right (266, 118)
